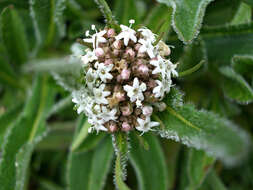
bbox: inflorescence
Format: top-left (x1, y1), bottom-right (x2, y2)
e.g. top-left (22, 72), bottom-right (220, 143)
top-left (72, 20), bottom-right (178, 134)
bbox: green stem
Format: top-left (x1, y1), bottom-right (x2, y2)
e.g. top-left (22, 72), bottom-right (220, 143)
top-left (178, 60), bottom-right (205, 77)
top-left (94, 0), bottom-right (120, 30)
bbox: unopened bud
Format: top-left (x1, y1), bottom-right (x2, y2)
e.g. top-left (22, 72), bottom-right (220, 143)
top-left (107, 28), bottom-right (115, 37)
top-left (143, 106), bottom-right (153, 116)
top-left (137, 64), bottom-right (149, 76)
top-left (122, 122), bottom-right (132, 132)
top-left (113, 40), bottom-right (122, 49)
top-left (95, 48), bottom-right (104, 57)
top-left (104, 59), bottom-right (113, 65)
top-left (120, 105), bottom-right (133, 116)
top-left (125, 48), bottom-right (135, 59)
top-left (121, 69), bottom-right (131, 80)
top-left (134, 43), bottom-right (141, 51)
top-left (108, 122), bottom-right (118, 133)
top-left (115, 91), bottom-right (125, 102)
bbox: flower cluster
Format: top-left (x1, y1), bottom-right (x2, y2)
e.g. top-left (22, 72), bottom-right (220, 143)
top-left (72, 20), bottom-right (178, 134)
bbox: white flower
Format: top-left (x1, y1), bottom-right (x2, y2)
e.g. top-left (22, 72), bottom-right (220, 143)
top-left (138, 39), bottom-right (155, 58)
top-left (93, 84), bottom-right (110, 104)
top-left (81, 50), bottom-right (97, 66)
top-left (166, 60), bottom-right (178, 77)
top-left (136, 117), bottom-right (159, 134)
top-left (153, 80), bottom-right (171, 98)
top-left (138, 28), bottom-right (156, 42)
top-left (96, 62), bottom-right (113, 82)
top-left (83, 29), bottom-right (107, 49)
top-left (115, 25), bottom-right (137, 46)
top-left (99, 106), bottom-right (117, 122)
top-left (150, 56), bottom-right (167, 79)
top-left (88, 118), bottom-right (108, 133)
top-left (86, 68), bottom-right (97, 89)
top-left (123, 78), bottom-right (147, 104)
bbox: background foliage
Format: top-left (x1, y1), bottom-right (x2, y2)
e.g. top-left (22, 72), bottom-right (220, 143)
top-left (0, 0), bottom-right (253, 189)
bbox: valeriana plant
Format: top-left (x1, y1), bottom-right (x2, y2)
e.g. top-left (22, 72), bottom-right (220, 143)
top-left (0, 0), bottom-right (253, 190)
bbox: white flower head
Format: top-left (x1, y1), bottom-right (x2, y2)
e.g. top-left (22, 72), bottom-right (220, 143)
top-left (83, 25), bottom-right (107, 49)
top-left (138, 39), bottom-right (155, 58)
top-left (136, 117), bottom-right (159, 134)
top-left (166, 60), bottom-right (178, 77)
top-left (115, 24), bottom-right (137, 46)
top-left (81, 49), bottom-right (97, 66)
top-left (93, 84), bottom-right (111, 104)
top-left (123, 77), bottom-right (147, 104)
top-left (96, 62), bottom-right (113, 82)
top-left (138, 28), bottom-right (156, 43)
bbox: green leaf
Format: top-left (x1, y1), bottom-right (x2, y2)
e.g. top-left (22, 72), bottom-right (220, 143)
top-left (115, 154), bottom-right (131, 190)
top-left (0, 75), bottom-right (55, 190)
top-left (0, 6), bottom-right (29, 65)
top-left (71, 116), bottom-right (105, 153)
top-left (0, 0), bottom-right (29, 12)
top-left (186, 149), bottom-right (215, 190)
top-left (29, 0), bottom-right (66, 48)
top-left (231, 2), bottom-right (251, 25)
top-left (200, 170), bottom-right (227, 190)
top-left (0, 103), bottom-right (23, 149)
top-left (242, 0), bottom-right (253, 7)
top-left (219, 66), bottom-right (253, 104)
top-left (67, 136), bottom-right (114, 190)
top-left (202, 23), bottom-right (253, 66)
top-left (112, 132), bottom-right (130, 189)
top-left (144, 4), bottom-right (172, 34)
top-left (158, 0), bottom-right (214, 43)
top-left (23, 57), bottom-right (82, 91)
top-left (232, 55), bottom-right (253, 77)
top-left (156, 103), bottom-right (250, 166)
top-left (129, 133), bottom-right (169, 190)
top-left (113, 0), bottom-right (140, 25)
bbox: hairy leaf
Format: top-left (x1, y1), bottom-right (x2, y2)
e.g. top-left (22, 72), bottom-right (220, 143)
top-left (186, 149), bottom-right (215, 190)
top-left (158, 0), bottom-right (214, 43)
top-left (232, 55), bottom-right (253, 77)
top-left (23, 56), bottom-right (82, 91)
top-left (0, 6), bottom-right (28, 65)
top-left (219, 66), bottom-right (253, 104)
top-left (156, 103), bottom-right (250, 166)
top-left (0, 76), bottom-right (54, 190)
top-left (231, 2), bottom-right (251, 25)
top-left (29, 0), bottom-right (66, 48)
top-left (129, 133), bottom-right (169, 190)
top-left (67, 136), bottom-right (113, 190)
top-left (113, 0), bottom-right (140, 25)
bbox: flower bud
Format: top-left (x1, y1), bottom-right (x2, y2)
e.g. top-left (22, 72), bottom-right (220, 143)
top-left (108, 121), bottom-right (118, 133)
top-left (134, 43), bottom-right (141, 51)
top-left (95, 48), bottom-right (104, 57)
top-left (137, 64), bottom-right (149, 77)
top-left (121, 122), bottom-right (132, 132)
top-left (113, 40), bottom-right (122, 49)
top-left (104, 59), bottom-right (113, 65)
top-left (120, 104), bottom-right (133, 116)
top-left (107, 28), bottom-right (115, 37)
top-left (143, 106), bottom-right (153, 116)
top-left (125, 48), bottom-right (135, 60)
top-left (115, 91), bottom-right (125, 102)
top-left (113, 49), bottom-right (120, 57)
top-left (121, 69), bottom-right (131, 80)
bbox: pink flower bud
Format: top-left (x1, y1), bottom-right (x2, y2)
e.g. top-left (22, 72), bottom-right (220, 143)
top-left (143, 106), bottom-right (153, 116)
top-left (164, 47), bottom-right (171, 56)
top-left (113, 40), bottom-right (122, 49)
top-left (117, 75), bottom-right (122, 82)
top-left (121, 122), bottom-right (132, 132)
top-left (147, 79), bottom-right (157, 89)
top-left (134, 43), bottom-right (141, 51)
top-left (107, 28), bottom-right (115, 37)
top-left (121, 69), bottom-right (131, 80)
top-left (137, 64), bottom-right (149, 76)
top-left (95, 48), bottom-right (104, 57)
top-left (104, 59), bottom-right (113, 65)
top-left (108, 123), bottom-right (118, 133)
top-left (125, 48), bottom-right (135, 59)
top-left (113, 49), bottom-right (120, 57)
top-left (115, 92), bottom-right (125, 102)
top-left (137, 52), bottom-right (146, 58)
top-left (136, 59), bottom-right (143, 65)
top-left (121, 105), bottom-right (132, 116)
